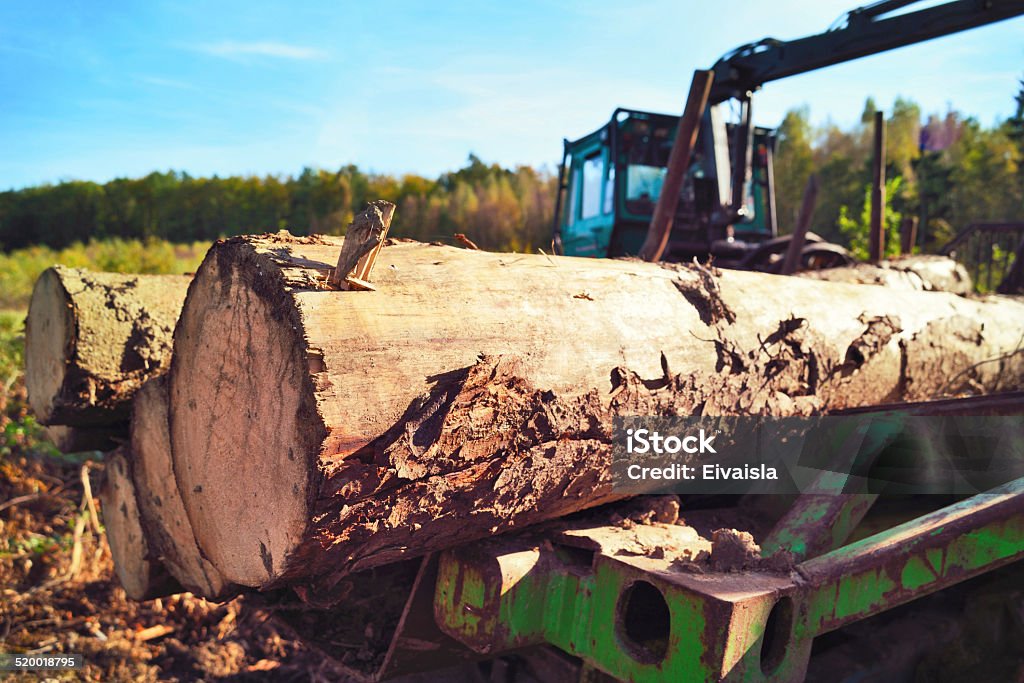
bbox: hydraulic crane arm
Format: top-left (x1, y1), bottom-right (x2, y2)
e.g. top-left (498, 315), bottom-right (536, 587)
top-left (698, 0), bottom-right (1024, 232)
top-left (710, 0), bottom-right (1024, 103)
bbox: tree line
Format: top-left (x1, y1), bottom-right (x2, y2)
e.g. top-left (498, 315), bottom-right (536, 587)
top-left (1, 79), bottom-right (1021, 257)
top-left (773, 81), bottom-right (1024, 258)
top-left (0, 156), bottom-right (558, 253)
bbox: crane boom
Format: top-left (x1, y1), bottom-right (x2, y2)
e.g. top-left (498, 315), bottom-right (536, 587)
top-left (710, 0), bottom-right (1024, 102)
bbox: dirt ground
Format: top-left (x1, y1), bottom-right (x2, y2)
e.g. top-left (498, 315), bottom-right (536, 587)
top-left (0, 376), bottom-right (356, 682)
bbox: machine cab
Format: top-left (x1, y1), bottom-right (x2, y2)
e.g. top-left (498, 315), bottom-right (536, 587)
top-left (555, 108), bottom-right (778, 265)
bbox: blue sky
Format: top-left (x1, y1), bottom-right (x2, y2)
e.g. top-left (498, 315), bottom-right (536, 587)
top-left (2, 1), bottom-right (1022, 190)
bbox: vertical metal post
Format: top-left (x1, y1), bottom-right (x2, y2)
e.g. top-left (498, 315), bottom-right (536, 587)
top-left (900, 216), bottom-right (918, 255)
top-left (764, 137), bottom-right (779, 237)
top-left (918, 160), bottom-right (928, 252)
top-left (730, 96), bottom-right (754, 216)
top-left (781, 173), bottom-right (819, 275)
top-left (987, 232), bottom-right (995, 291)
top-left (551, 141), bottom-right (570, 254)
top-left (996, 234), bottom-right (1024, 294)
top-left (639, 70), bottom-right (714, 262)
top-left (869, 111), bottom-right (886, 262)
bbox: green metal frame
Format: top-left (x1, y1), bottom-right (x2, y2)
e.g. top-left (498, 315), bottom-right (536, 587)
top-left (434, 477), bottom-right (1024, 682)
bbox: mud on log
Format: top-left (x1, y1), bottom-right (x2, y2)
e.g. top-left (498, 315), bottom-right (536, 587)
top-left (25, 267), bottom-right (191, 426)
top-left (130, 377), bottom-right (234, 599)
top-left (168, 233), bottom-right (1024, 593)
top-left (100, 448), bottom-right (182, 601)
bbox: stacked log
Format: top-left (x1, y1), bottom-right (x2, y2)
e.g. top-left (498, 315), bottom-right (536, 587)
top-left (99, 448), bottom-right (182, 600)
top-left (798, 255), bottom-right (973, 295)
top-left (23, 267), bottom-right (220, 600)
top-left (161, 233), bottom-right (1024, 596)
top-left (24, 235), bottom-right (1024, 605)
top-left (130, 376), bottom-right (234, 599)
top-left (25, 266), bottom-right (190, 426)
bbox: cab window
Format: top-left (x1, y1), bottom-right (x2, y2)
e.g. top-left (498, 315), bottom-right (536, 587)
top-left (603, 165), bottom-right (615, 214)
top-left (565, 163), bottom-right (579, 227)
top-left (626, 165), bottom-right (666, 211)
top-left (580, 153), bottom-right (603, 220)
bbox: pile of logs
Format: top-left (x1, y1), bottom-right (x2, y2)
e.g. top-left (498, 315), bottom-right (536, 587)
top-left (24, 211), bottom-right (1024, 604)
top-left (797, 254), bottom-right (973, 295)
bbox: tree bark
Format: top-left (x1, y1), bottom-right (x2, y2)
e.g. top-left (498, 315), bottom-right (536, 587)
top-left (25, 266), bottom-right (190, 426)
top-left (167, 233), bottom-right (1024, 592)
top-left (130, 376), bottom-right (234, 599)
top-left (798, 255), bottom-right (972, 295)
top-left (100, 448), bottom-right (181, 601)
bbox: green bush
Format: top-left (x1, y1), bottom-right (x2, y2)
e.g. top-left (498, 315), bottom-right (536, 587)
top-left (0, 238), bottom-right (208, 309)
top-left (837, 177), bottom-right (905, 261)
top-left (0, 310), bottom-right (24, 395)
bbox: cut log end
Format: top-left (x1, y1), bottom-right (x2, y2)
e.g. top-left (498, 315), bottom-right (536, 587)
top-left (25, 266), bottom-right (191, 426)
top-left (100, 448), bottom-right (181, 601)
top-left (25, 268), bottom-right (74, 425)
top-left (169, 242), bottom-right (323, 588)
top-left (131, 377), bottom-right (234, 599)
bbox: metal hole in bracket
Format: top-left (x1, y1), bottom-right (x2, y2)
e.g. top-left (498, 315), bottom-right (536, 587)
top-left (761, 596), bottom-right (794, 676)
top-left (617, 580), bottom-right (671, 663)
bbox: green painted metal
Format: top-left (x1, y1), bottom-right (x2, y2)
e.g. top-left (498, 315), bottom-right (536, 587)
top-left (435, 477), bottom-right (1024, 682)
top-left (760, 492), bottom-right (878, 561)
top-left (798, 476), bottom-right (1024, 637)
top-left (760, 414), bottom-right (914, 560)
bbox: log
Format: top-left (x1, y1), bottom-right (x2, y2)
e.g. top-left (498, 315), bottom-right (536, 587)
top-left (167, 233), bottom-right (1024, 592)
top-left (798, 255), bottom-right (972, 295)
top-left (130, 376), bottom-right (234, 599)
top-left (100, 448), bottom-right (182, 601)
top-left (25, 266), bottom-right (191, 426)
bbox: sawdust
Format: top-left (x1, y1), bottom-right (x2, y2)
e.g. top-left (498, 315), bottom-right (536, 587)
top-left (255, 230), bottom-right (339, 246)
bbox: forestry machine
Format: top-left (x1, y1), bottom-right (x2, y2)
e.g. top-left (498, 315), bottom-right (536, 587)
top-left (278, 4), bottom-right (1024, 683)
top-left (553, 0), bottom-right (1024, 271)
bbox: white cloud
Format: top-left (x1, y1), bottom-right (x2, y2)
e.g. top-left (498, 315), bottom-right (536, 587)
top-left (137, 75), bottom-right (198, 90)
top-left (194, 40), bottom-right (327, 61)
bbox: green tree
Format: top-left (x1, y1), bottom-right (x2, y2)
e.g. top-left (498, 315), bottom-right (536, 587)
top-left (773, 107), bottom-right (815, 232)
top-left (947, 119), bottom-right (1021, 225)
top-left (837, 176), bottom-right (905, 260)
